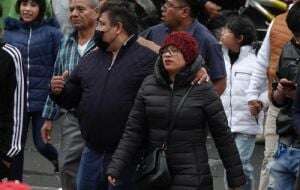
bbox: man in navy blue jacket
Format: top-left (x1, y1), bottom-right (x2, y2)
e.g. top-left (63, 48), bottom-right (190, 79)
top-left (50, 2), bottom-right (158, 190)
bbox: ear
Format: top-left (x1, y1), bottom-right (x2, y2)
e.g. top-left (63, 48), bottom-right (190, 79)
top-left (181, 6), bottom-right (190, 19)
top-left (114, 22), bottom-right (123, 35)
top-left (237, 35), bottom-right (244, 45)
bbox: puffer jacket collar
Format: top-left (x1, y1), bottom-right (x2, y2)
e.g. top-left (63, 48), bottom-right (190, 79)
top-left (222, 45), bottom-right (255, 65)
top-left (154, 55), bottom-right (204, 88)
top-left (4, 17), bottom-right (59, 30)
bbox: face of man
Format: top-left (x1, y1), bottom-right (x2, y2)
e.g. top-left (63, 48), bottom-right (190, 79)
top-left (69, 0), bottom-right (98, 30)
top-left (161, 0), bottom-right (187, 28)
top-left (98, 11), bottom-right (119, 49)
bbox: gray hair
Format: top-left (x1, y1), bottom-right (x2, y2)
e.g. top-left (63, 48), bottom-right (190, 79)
top-left (87, 0), bottom-right (100, 9)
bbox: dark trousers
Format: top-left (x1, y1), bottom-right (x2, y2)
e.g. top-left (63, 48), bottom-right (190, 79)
top-left (76, 146), bottom-right (135, 190)
top-left (11, 111), bottom-right (58, 180)
top-left (0, 161), bottom-right (11, 180)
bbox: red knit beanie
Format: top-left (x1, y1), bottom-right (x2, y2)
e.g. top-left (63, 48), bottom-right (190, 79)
top-left (161, 32), bottom-right (199, 65)
top-left (0, 182), bottom-right (31, 190)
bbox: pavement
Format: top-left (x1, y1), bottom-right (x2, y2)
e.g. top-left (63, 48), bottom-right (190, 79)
top-left (23, 124), bottom-right (264, 190)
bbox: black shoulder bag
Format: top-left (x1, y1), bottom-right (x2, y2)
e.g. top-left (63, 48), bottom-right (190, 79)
top-left (134, 85), bottom-right (194, 190)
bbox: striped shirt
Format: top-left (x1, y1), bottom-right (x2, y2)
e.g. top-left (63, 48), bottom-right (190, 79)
top-left (0, 42), bottom-right (24, 160)
top-left (42, 32), bottom-right (96, 120)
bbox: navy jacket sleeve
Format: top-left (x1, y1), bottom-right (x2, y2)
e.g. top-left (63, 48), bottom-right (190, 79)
top-left (106, 80), bottom-right (148, 178)
top-left (50, 64), bottom-right (82, 109)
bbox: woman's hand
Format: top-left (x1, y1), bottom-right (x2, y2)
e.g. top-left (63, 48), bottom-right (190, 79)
top-left (108, 176), bottom-right (117, 186)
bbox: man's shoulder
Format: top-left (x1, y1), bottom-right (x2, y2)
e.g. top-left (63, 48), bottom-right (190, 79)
top-left (140, 23), bottom-right (168, 39)
top-left (192, 21), bottom-right (218, 43)
top-left (145, 23), bottom-right (167, 32)
top-left (282, 41), bottom-right (299, 56)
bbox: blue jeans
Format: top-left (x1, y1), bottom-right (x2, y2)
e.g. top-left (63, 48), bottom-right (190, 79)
top-left (76, 146), bottom-right (135, 190)
top-left (268, 143), bottom-right (300, 190)
top-left (226, 133), bottom-right (256, 190)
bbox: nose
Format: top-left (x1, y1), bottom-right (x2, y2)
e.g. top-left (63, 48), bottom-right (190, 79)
top-left (23, 4), bottom-right (31, 11)
top-left (161, 4), bottom-right (166, 12)
top-left (70, 9), bottom-right (79, 17)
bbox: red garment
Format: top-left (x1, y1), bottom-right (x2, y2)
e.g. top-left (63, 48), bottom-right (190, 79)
top-left (0, 182), bottom-right (31, 190)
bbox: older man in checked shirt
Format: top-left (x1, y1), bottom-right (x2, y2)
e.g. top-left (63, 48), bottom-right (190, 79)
top-left (40, 0), bottom-right (99, 189)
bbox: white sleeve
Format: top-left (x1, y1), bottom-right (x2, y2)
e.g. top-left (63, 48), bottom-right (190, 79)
top-left (246, 22), bottom-right (273, 101)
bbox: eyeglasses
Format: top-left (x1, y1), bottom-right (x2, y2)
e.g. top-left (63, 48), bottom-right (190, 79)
top-left (161, 46), bottom-right (181, 56)
top-left (163, 1), bottom-right (186, 9)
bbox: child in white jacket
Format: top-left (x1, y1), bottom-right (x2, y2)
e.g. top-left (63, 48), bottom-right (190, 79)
top-left (220, 16), bottom-right (268, 190)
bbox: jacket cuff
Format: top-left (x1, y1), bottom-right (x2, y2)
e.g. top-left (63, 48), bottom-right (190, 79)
top-left (226, 172), bottom-right (246, 188)
top-left (247, 94), bottom-right (259, 102)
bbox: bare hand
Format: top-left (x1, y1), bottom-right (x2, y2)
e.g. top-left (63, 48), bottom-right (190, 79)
top-left (248, 100), bottom-right (263, 116)
top-left (1, 160), bottom-right (11, 168)
top-left (41, 120), bottom-right (53, 144)
top-left (204, 1), bottom-right (221, 19)
top-left (51, 71), bottom-right (69, 95)
top-left (192, 67), bottom-right (209, 85)
top-left (108, 176), bottom-right (117, 186)
top-left (279, 78), bottom-right (297, 99)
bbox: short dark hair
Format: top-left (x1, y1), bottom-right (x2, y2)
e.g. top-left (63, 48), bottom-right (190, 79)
top-left (286, 1), bottom-right (300, 37)
top-left (225, 16), bottom-right (257, 46)
top-left (178, 0), bottom-right (200, 18)
top-left (99, 2), bottom-right (138, 35)
top-left (15, 0), bottom-right (46, 22)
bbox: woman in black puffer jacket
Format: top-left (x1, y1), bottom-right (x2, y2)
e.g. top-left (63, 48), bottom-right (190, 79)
top-left (107, 32), bottom-right (245, 190)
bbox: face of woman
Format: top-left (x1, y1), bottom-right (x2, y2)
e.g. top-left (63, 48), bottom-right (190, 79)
top-left (161, 46), bottom-right (186, 77)
top-left (220, 27), bottom-right (242, 52)
top-left (20, 1), bottom-right (40, 23)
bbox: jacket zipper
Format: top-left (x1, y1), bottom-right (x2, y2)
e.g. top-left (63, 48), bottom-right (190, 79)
top-left (229, 64), bottom-right (233, 127)
top-left (97, 53), bottom-right (119, 117)
top-left (26, 27), bottom-right (32, 110)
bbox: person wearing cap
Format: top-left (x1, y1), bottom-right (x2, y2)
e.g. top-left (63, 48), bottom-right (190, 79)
top-left (106, 31), bottom-right (245, 190)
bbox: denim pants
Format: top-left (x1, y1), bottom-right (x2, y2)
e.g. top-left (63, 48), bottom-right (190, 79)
top-left (11, 111), bottom-right (58, 180)
top-left (226, 133), bottom-right (256, 190)
top-left (268, 143), bottom-right (300, 190)
top-left (76, 146), bottom-right (135, 190)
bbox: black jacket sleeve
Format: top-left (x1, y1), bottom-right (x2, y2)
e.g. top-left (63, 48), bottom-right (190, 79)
top-left (202, 83), bottom-right (245, 188)
top-left (0, 44), bottom-right (24, 162)
top-left (106, 80), bottom-right (148, 178)
top-left (50, 64), bottom-right (82, 109)
top-left (197, 0), bottom-right (208, 7)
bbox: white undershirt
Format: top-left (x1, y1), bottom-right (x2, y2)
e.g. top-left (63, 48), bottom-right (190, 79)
top-left (77, 40), bottom-right (90, 56)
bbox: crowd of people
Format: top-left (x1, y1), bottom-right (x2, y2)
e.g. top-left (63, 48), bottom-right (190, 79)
top-left (1, 0), bottom-right (300, 190)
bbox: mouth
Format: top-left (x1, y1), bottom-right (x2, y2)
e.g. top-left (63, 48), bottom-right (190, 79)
top-left (164, 60), bottom-right (173, 65)
top-left (22, 13), bottom-right (33, 18)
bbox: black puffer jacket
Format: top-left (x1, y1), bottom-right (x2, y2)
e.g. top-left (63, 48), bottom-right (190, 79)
top-left (107, 56), bottom-right (245, 189)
